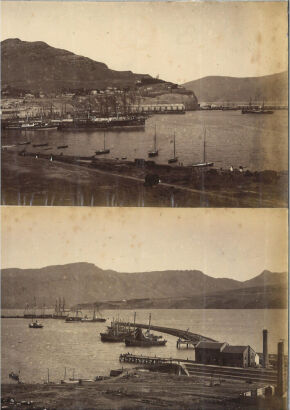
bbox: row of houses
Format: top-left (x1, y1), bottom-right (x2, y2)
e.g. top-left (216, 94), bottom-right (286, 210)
top-left (130, 103), bottom-right (185, 114)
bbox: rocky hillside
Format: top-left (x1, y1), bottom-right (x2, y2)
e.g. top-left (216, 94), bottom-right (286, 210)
top-left (1, 262), bottom-right (287, 308)
top-left (1, 38), bottom-right (151, 91)
top-left (183, 72), bottom-right (288, 104)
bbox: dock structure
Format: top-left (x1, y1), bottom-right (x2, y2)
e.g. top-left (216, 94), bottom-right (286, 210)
top-left (120, 353), bottom-right (166, 366)
top-left (118, 322), bottom-right (216, 344)
top-left (119, 353), bottom-right (281, 385)
top-left (176, 338), bottom-right (196, 349)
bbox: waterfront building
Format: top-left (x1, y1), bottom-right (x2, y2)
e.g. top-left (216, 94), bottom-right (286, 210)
top-left (195, 341), bottom-right (257, 368)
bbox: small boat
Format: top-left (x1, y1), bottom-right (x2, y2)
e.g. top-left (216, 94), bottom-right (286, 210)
top-left (43, 147), bottom-right (53, 151)
top-left (124, 314), bottom-right (167, 347)
top-left (57, 145), bottom-right (69, 149)
top-left (191, 129), bottom-right (214, 168)
top-left (32, 143), bottom-right (49, 148)
top-left (168, 132), bottom-right (178, 163)
top-left (81, 305), bottom-right (106, 323)
top-left (95, 132), bottom-right (110, 155)
top-left (9, 372), bottom-right (20, 382)
top-left (148, 125), bottom-right (158, 157)
top-left (17, 141), bottom-right (31, 146)
top-left (29, 320), bottom-right (43, 328)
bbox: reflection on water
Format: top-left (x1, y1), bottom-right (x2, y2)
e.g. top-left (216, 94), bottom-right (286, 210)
top-left (2, 111), bottom-right (288, 171)
top-left (2, 309), bottom-right (287, 383)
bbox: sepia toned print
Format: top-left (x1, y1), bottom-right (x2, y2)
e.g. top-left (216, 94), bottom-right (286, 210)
top-left (1, 1), bottom-right (288, 207)
top-left (1, 206), bottom-right (288, 408)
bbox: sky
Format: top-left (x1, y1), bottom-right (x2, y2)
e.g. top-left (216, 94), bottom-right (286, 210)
top-left (1, 207), bottom-right (287, 281)
top-left (1, 1), bottom-right (288, 83)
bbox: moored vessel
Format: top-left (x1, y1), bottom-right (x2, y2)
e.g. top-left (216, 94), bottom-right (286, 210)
top-left (29, 320), bottom-right (43, 328)
top-left (57, 115), bottom-right (146, 130)
top-left (124, 314), bottom-right (167, 347)
top-left (65, 308), bottom-right (83, 322)
top-left (168, 132), bottom-right (178, 164)
top-left (100, 320), bottom-right (133, 342)
top-left (148, 125), bottom-right (158, 157)
top-left (191, 128), bottom-right (214, 168)
top-left (81, 305), bottom-right (106, 323)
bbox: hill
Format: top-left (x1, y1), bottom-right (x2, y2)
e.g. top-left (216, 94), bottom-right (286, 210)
top-left (1, 263), bottom-right (287, 309)
top-left (1, 38), bottom-right (152, 92)
top-left (83, 284), bottom-right (287, 310)
top-left (183, 72), bottom-right (288, 103)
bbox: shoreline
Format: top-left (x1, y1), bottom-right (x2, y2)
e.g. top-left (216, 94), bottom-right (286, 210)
top-left (1, 150), bottom-right (287, 207)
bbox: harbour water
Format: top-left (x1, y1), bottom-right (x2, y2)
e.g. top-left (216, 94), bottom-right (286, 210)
top-left (2, 309), bottom-right (287, 384)
top-left (2, 110), bottom-right (288, 172)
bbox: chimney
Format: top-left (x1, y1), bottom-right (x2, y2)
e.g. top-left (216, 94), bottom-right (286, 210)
top-left (276, 341), bottom-right (285, 397)
top-left (263, 329), bottom-right (269, 368)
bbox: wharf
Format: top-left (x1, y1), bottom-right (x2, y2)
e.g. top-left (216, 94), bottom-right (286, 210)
top-left (119, 353), bottom-right (280, 385)
top-left (118, 321), bottom-right (216, 343)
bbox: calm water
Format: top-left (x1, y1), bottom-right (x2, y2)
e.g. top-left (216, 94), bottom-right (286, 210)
top-left (2, 111), bottom-right (288, 171)
top-left (2, 309), bottom-right (287, 384)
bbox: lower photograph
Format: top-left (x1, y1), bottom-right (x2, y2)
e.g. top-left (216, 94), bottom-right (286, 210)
top-left (1, 207), bottom-right (288, 409)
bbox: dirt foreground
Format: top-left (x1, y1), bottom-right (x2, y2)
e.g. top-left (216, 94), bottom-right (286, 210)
top-left (1, 370), bottom-right (286, 410)
top-left (1, 151), bottom-right (287, 207)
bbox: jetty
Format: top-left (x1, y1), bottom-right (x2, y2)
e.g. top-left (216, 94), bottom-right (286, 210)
top-left (119, 353), bottom-right (282, 385)
top-left (118, 321), bottom-right (216, 344)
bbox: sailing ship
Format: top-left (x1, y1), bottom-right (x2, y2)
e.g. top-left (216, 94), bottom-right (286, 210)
top-left (191, 129), bottom-right (214, 168)
top-left (81, 305), bottom-right (106, 322)
top-left (148, 125), bottom-right (158, 157)
top-left (95, 132), bottom-right (110, 155)
top-left (241, 99), bottom-right (274, 114)
top-left (53, 297), bottom-right (69, 319)
top-left (124, 313), bottom-right (167, 347)
top-left (168, 132), bottom-right (178, 164)
top-left (65, 308), bottom-right (83, 322)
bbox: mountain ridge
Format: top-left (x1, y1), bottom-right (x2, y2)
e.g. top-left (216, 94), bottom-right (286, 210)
top-left (1, 262), bottom-right (287, 308)
top-left (183, 72), bottom-right (288, 103)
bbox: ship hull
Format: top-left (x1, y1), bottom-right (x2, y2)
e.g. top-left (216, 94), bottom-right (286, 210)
top-left (124, 339), bottom-right (167, 347)
top-left (241, 110), bottom-right (274, 114)
top-left (58, 117), bottom-right (146, 130)
top-left (100, 330), bottom-right (133, 342)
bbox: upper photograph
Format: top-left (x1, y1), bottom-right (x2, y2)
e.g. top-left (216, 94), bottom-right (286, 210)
top-left (1, 1), bottom-right (288, 207)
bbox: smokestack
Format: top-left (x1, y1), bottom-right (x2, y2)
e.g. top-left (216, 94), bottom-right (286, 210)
top-left (276, 341), bottom-right (285, 397)
top-left (263, 329), bottom-right (269, 368)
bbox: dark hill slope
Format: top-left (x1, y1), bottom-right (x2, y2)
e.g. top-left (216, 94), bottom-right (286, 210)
top-left (183, 72), bottom-right (288, 103)
top-left (1, 38), bottom-right (151, 91)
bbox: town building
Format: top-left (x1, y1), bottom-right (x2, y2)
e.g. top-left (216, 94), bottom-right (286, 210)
top-left (195, 341), bottom-right (258, 368)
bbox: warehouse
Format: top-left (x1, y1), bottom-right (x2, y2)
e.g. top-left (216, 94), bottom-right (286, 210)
top-left (195, 341), bottom-right (257, 368)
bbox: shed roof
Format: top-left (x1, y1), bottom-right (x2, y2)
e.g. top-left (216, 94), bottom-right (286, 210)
top-left (195, 341), bottom-right (227, 350)
top-left (223, 345), bottom-right (248, 354)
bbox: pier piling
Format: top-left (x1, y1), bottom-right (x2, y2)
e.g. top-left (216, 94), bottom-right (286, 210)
top-left (263, 329), bottom-right (269, 368)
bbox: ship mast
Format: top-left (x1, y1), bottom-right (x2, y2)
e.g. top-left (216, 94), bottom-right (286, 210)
top-left (173, 132), bottom-right (176, 158)
top-left (204, 128), bottom-right (206, 164)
